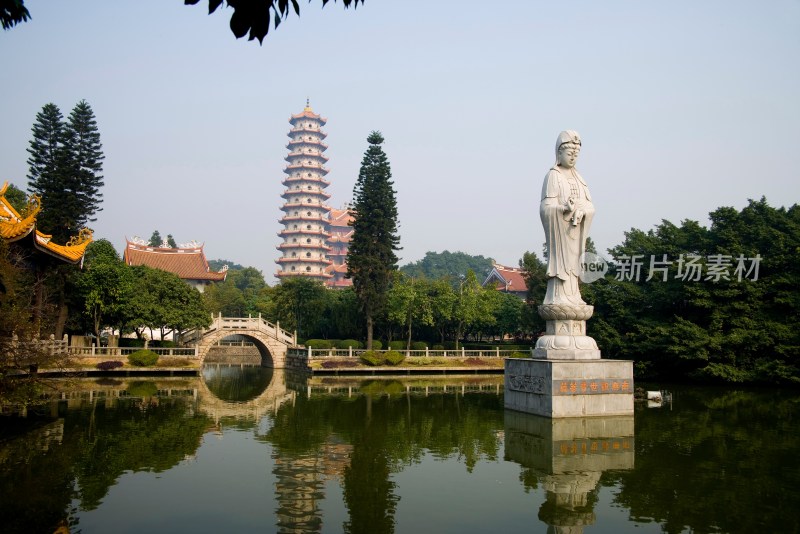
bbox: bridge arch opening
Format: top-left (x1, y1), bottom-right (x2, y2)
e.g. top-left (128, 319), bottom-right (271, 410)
top-left (205, 334), bottom-right (276, 368)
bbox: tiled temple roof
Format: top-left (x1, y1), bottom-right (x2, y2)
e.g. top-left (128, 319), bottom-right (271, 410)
top-left (483, 263), bottom-right (527, 294)
top-left (123, 239), bottom-right (227, 281)
top-left (0, 182), bottom-right (93, 264)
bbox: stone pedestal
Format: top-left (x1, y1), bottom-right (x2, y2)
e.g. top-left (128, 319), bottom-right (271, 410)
top-left (505, 358), bottom-right (633, 417)
top-left (534, 304), bottom-right (600, 360)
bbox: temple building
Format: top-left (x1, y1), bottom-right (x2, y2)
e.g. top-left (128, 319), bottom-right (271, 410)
top-left (276, 102), bottom-right (334, 284)
top-left (123, 237), bottom-right (227, 292)
top-left (0, 181), bottom-right (93, 266)
top-left (324, 206), bottom-right (354, 288)
top-left (482, 263), bottom-right (528, 299)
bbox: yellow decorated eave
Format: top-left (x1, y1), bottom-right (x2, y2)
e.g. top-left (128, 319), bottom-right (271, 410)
top-left (0, 181), bottom-right (93, 264)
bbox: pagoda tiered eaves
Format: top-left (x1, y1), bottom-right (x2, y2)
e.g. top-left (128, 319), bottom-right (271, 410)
top-left (281, 189), bottom-right (331, 199)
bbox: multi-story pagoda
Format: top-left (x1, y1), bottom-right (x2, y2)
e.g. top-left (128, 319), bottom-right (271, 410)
top-left (276, 102), bottom-right (333, 282)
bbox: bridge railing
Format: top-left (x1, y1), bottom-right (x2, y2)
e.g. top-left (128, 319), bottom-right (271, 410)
top-left (188, 314), bottom-right (297, 346)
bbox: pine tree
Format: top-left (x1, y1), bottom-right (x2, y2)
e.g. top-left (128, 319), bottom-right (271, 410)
top-left (26, 103), bottom-right (75, 242)
top-left (148, 230), bottom-right (162, 247)
top-left (66, 99), bottom-right (104, 224)
top-left (347, 131), bottom-right (401, 349)
top-left (26, 100), bottom-right (105, 243)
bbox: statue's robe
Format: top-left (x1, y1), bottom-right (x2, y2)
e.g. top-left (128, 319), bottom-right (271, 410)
top-left (540, 166), bottom-right (595, 304)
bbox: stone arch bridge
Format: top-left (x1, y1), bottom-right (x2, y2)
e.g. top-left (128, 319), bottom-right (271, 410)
top-left (186, 315), bottom-right (297, 368)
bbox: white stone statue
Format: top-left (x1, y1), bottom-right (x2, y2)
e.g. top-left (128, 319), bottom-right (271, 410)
top-left (540, 130), bottom-right (595, 305)
top-left (535, 130), bottom-right (599, 359)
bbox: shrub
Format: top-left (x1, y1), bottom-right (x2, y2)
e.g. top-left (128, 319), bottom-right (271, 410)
top-left (127, 349), bottom-right (159, 367)
top-left (119, 337), bottom-right (146, 348)
top-left (411, 341), bottom-right (427, 351)
top-left (306, 339), bottom-right (333, 349)
top-left (150, 340), bottom-right (176, 348)
top-left (360, 350), bottom-right (385, 366)
top-left (335, 339), bottom-right (362, 349)
top-left (370, 340), bottom-right (383, 350)
top-left (388, 340), bottom-right (405, 350)
top-left (95, 360), bottom-right (124, 371)
top-left (127, 381), bottom-right (158, 398)
top-left (443, 341), bottom-right (457, 350)
top-left (384, 350), bottom-right (405, 366)
top-left (321, 359), bottom-right (360, 369)
top-left (432, 344), bottom-right (444, 350)
top-left (155, 357), bottom-right (194, 367)
top-left (510, 351), bottom-right (529, 359)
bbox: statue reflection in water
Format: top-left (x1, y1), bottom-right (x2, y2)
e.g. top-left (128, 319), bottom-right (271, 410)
top-left (504, 411), bottom-right (634, 533)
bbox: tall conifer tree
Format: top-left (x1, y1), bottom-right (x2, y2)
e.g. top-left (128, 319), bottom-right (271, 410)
top-left (347, 131), bottom-right (400, 348)
top-left (66, 99), bottom-right (105, 224)
top-left (26, 100), bottom-right (104, 243)
top-left (26, 103), bottom-right (73, 240)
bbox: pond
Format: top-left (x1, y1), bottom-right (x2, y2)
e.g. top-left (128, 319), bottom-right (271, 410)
top-left (1, 365), bottom-right (798, 534)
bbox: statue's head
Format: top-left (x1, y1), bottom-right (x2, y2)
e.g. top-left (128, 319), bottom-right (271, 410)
top-left (556, 130), bottom-right (581, 169)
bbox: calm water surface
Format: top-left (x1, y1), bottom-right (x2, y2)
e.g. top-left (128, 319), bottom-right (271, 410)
top-left (1, 365), bottom-right (798, 534)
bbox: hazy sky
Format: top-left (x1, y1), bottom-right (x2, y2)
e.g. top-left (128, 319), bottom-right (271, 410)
top-left (2, 1), bottom-right (798, 281)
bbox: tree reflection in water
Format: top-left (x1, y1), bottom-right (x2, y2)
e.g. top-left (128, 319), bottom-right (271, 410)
top-left (1, 374), bottom-right (799, 534)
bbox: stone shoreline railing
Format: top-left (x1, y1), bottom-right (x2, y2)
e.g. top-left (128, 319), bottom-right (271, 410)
top-left (2, 337), bottom-right (69, 355)
top-left (68, 347), bottom-right (198, 358)
top-left (292, 347), bottom-right (529, 359)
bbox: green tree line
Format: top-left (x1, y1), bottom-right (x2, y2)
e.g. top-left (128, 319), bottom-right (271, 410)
top-left (581, 198), bottom-right (799, 385)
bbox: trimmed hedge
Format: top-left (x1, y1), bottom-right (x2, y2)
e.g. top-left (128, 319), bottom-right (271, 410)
top-left (370, 340), bottom-right (383, 350)
top-left (384, 350), bottom-right (405, 366)
top-left (463, 343), bottom-right (533, 351)
top-left (119, 338), bottom-right (146, 348)
top-left (306, 339), bottom-right (333, 349)
top-left (321, 360), bottom-right (360, 369)
top-left (127, 349), bottom-right (159, 367)
top-left (411, 341), bottom-right (428, 350)
top-left (96, 360), bottom-right (124, 370)
top-left (335, 339), bottom-right (362, 349)
top-left (388, 340), bottom-right (405, 350)
top-left (358, 350), bottom-right (406, 366)
top-left (360, 350), bottom-right (384, 366)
